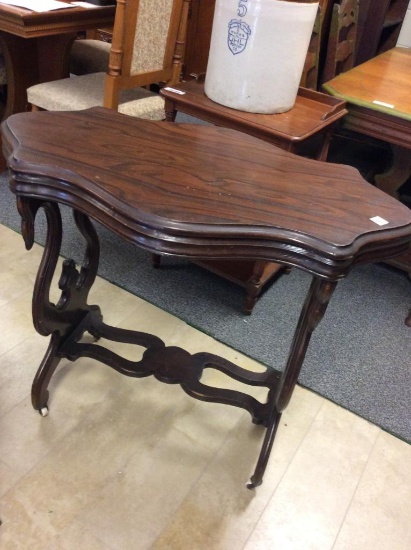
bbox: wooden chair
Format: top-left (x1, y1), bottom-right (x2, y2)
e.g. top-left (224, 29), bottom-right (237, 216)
top-left (320, 0), bottom-right (359, 85)
top-left (27, 0), bottom-right (190, 120)
top-left (300, 6), bottom-right (322, 90)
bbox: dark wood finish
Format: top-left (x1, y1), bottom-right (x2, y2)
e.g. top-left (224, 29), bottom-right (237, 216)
top-left (320, 0), bottom-right (359, 85)
top-left (160, 79), bottom-right (347, 311)
top-left (183, 0), bottom-right (215, 78)
top-left (95, 26), bottom-right (114, 43)
top-left (3, 107), bottom-right (411, 487)
top-left (355, 0), bottom-right (408, 65)
top-left (0, 0), bottom-right (115, 169)
top-left (300, 5), bottom-right (322, 90)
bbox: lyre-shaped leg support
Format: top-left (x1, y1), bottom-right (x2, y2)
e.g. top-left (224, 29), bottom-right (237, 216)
top-left (17, 197), bottom-right (101, 413)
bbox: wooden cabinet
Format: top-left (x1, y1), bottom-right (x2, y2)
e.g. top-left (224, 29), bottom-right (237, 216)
top-left (355, 0), bottom-right (409, 65)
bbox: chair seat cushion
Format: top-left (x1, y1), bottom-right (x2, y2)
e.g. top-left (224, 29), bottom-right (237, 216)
top-left (118, 95), bottom-right (165, 120)
top-left (70, 39), bottom-right (111, 75)
top-left (27, 72), bottom-right (165, 120)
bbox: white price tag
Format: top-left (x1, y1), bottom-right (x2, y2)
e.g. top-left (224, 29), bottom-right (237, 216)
top-left (163, 87), bottom-right (186, 95)
top-left (372, 100), bottom-right (394, 109)
top-left (370, 216), bottom-right (389, 226)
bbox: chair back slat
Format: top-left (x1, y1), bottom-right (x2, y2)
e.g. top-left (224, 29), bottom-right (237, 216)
top-left (321, 0), bottom-right (359, 85)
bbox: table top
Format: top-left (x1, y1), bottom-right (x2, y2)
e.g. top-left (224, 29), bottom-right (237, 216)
top-left (0, 0), bottom-right (115, 38)
top-left (323, 47), bottom-right (411, 122)
top-left (161, 80), bottom-right (347, 142)
top-left (3, 107), bottom-right (411, 279)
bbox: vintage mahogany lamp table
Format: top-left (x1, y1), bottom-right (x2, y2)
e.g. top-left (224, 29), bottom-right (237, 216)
top-left (3, 107), bottom-right (411, 488)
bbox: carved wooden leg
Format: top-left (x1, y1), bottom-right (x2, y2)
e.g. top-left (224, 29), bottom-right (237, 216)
top-left (17, 197), bottom-right (101, 413)
top-left (247, 277), bottom-right (337, 488)
top-left (31, 333), bottom-right (62, 414)
top-left (405, 307), bottom-right (411, 328)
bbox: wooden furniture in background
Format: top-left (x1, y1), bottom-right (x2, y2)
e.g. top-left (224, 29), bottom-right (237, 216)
top-left (94, 26), bottom-right (114, 43)
top-left (0, 46), bottom-right (6, 120)
top-left (320, 0), bottom-right (359, 85)
top-left (162, 81), bottom-right (347, 159)
top-left (300, 5), bottom-right (322, 90)
top-left (183, 0), bottom-right (215, 78)
top-left (160, 80), bottom-right (347, 312)
top-left (4, 107), bottom-right (411, 487)
top-left (0, 1), bottom-right (115, 117)
top-left (27, 0), bottom-right (190, 120)
top-left (323, 47), bottom-right (411, 199)
top-left (74, 0), bottom-right (359, 89)
top-left (0, 1), bottom-right (115, 170)
top-left (78, 0), bottom-right (215, 79)
top-left (323, 46), bottom-right (411, 278)
top-left (355, 0), bottom-right (409, 65)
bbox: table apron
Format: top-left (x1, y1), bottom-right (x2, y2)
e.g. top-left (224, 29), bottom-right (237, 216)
top-left (342, 105), bottom-right (411, 149)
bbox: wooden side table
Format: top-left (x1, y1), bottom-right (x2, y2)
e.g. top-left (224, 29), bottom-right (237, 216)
top-left (323, 47), bottom-right (411, 278)
top-left (3, 107), bottom-right (411, 488)
top-left (160, 79), bottom-right (347, 312)
top-left (161, 80), bottom-right (347, 159)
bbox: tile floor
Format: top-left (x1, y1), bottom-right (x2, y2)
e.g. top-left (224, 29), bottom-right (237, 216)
top-left (0, 223), bottom-right (410, 550)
